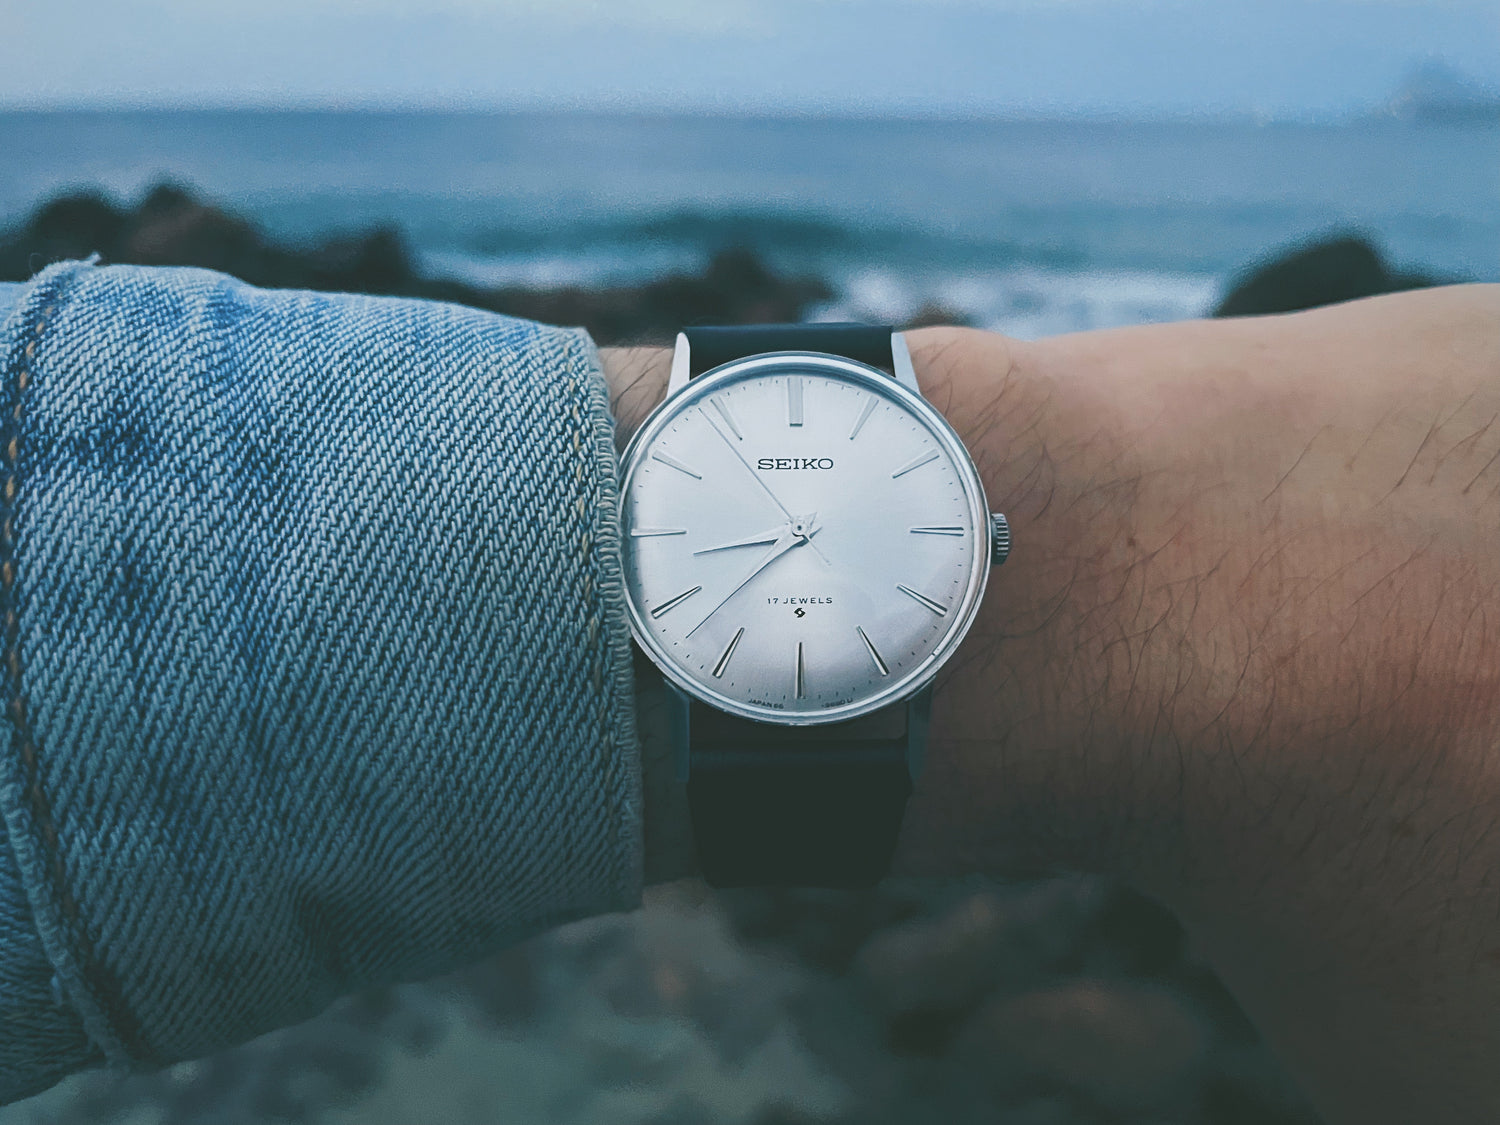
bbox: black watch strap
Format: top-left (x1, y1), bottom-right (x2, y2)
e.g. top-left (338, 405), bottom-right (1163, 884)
top-left (684, 323), bottom-right (894, 378)
top-left (678, 321), bottom-right (913, 890)
top-left (686, 701), bottom-right (916, 889)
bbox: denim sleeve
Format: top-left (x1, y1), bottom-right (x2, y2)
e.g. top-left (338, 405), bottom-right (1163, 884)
top-left (0, 262), bottom-right (641, 1103)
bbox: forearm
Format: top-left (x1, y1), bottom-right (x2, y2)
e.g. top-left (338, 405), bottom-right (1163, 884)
top-left (603, 285), bottom-right (1500, 1123)
top-left (997, 287), bottom-right (1500, 1125)
top-left (907, 287), bottom-right (1500, 881)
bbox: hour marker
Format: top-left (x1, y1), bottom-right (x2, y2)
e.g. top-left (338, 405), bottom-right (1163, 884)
top-left (650, 585), bottom-right (702, 618)
top-left (897, 583), bottom-right (949, 616)
top-left (651, 450), bottom-right (702, 479)
top-left (910, 526), bottom-right (964, 536)
top-left (631, 527), bottom-right (688, 538)
top-left (891, 449), bottom-right (939, 478)
top-left (848, 396), bottom-right (877, 440)
top-left (787, 377), bottom-right (804, 426)
top-left (709, 397), bottom-right (743, 440)
top-left (856, 626), bottom-right (889, 676)
top-left (713, 627), bottom-right (744, 678)
top-left (794, 641), bottom-right (806, 698)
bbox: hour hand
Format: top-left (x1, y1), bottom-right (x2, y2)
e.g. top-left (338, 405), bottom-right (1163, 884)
top-left (693, 514), bottom-right (816, 555)
top-left (686, 516), bottom-right (821, 638)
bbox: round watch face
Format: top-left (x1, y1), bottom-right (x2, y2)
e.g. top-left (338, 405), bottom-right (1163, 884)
top-left (621, 351), bottom-right (991, 725)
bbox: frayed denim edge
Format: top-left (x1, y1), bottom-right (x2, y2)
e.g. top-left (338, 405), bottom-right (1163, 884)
top-left (0, 257), bottom-right (137, 1067)
top-left (573, 328), bottom-right (645, 909)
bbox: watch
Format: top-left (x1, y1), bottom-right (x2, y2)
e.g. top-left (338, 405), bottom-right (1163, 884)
top-left (619, 324), bottom-right (1009, 888)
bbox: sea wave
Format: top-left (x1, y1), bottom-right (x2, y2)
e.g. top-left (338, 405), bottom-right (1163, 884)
top-left (419, 246), bottom-right (713, 290)
top-left (813, 265), bottom-right (1222, 337)
top-left (421, 241), bottom-right (1221, 337)
top-left (412, 201), bottom-right (1225, 336)
top-left (413, 205), bottom-right (1111, 278)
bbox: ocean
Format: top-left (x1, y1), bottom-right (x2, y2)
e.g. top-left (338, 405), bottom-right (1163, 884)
top-left (2, 110), bottom-right (1497, 337)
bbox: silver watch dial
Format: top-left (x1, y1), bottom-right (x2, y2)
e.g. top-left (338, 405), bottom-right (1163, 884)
top-left (621, 352), bottom-right (991, 725)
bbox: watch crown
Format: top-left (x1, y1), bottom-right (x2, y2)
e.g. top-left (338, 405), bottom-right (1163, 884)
top-left (989, 513), bottom-right (1011, 566)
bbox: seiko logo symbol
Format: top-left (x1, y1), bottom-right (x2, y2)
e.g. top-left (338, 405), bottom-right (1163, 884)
top-left (756, 457), bottom-right (834, 470)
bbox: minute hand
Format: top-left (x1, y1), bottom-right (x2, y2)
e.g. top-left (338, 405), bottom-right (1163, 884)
top-left (686, 519), bottom-right (820, 638)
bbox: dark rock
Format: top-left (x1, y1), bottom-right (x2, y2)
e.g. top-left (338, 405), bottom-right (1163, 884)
top-left (341, 984), bottom-right (446, 1055)
top-left (1078, 884), bottom-right (1185, 977)
top-left (19, 191), bottom-right (126, 265)
top-left (856, 889), bottom-right (1026, 1018)
top-left (717, 886), bottom-right (927, 974)
top-left (957, 980), bottom-right (1209, 1114)
top-left (124, 182), bottom-right (264, 274)
top-left (884, 1007), bottom-right (972, 1057)
top-left (439, 942), bottom-right (544, 1029)
top-left (902, 302), bottom-right (975, 329)
top-left (1002, 1097), bottom-right (1090, 1125)
top-left (1200, 1044), bottom-right (1324, 1125)
top-left (747, 1107), bottom-right (854, 1125)
top-left (1175, 961), bottom-right (1262, 1045)
top-left (685, 980), bottom-right (786, 1067)
top-left (245, 1038), bottom-right (380, 1122)
top-left (646, 1092), bottom-right (717, 1125)
top-left (306, 226), bottom-right (413, 294)
top-left (1213, 233), bottom-right (1442, 318)
top-left (852, 877), bottom-right (1104, 1038)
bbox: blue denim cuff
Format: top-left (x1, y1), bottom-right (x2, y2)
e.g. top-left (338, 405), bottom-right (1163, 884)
top-left (0, 274), bottom-right (99, 1100)
top-left (0, 263), bottom-right (641, 1100)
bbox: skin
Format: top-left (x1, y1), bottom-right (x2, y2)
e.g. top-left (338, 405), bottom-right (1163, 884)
top-left (599, 284), bottom-right (1500, 1125)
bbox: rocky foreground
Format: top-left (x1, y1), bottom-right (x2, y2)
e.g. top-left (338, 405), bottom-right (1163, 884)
top-left (0, 185), bottom-right (1442, 1125)
top-left (10, 880), bottom-right (1322, 1125)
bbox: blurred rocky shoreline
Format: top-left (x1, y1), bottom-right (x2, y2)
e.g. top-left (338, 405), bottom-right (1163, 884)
top-left (0, 183), bottom-right (1444, 341)
top-left (0, 184), bottom-right (1445, 1125)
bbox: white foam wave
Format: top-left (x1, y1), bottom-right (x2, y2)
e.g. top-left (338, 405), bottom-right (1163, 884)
top-left (812, 266), bottom-right (1222, 338)
top-left (419, 247), bottom-right (707, 290)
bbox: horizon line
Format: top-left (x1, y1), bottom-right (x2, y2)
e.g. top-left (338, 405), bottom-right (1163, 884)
top-left (0, 98), bottom-right (1419, 127)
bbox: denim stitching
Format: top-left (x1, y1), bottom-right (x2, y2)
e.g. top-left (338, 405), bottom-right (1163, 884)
top-left (1, 271), bottom-right (142, 1067)
top-left (573, 330), bottom-right (644, 895)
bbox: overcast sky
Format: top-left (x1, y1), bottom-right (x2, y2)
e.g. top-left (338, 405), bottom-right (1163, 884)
top-left (2, 0), bottom-right (1497, 117)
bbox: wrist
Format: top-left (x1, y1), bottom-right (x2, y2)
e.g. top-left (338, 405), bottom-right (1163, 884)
top-left (601, 327), bottom-right (1062, 884)
top-left (600, 344), bottom-right (671, 452)
top-left (603, 325), bottom-right (1206, 888)
top-left (897, 326), bottom-right (1178, 880)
